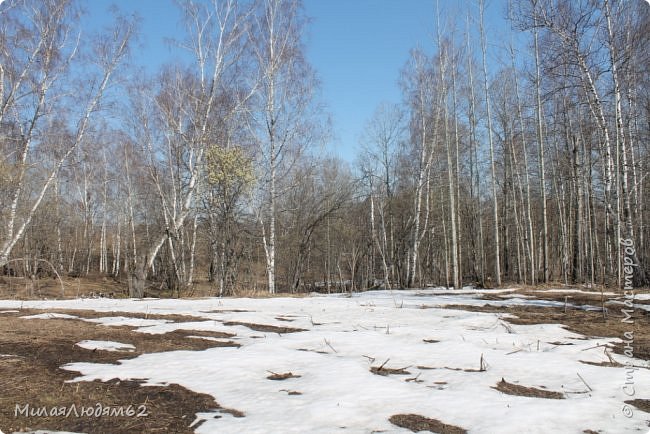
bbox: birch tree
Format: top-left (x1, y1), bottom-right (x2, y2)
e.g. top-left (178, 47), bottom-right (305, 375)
top-left (0, 0), bottom-right (134, 268)
top-left (122, 0), bottom-right (252, 297)
top-left (401, 49), bottom-right (437, 288)
top-left (478, 0), bottom-right (501, 286)
top-left (359, 103), bottom-right (404, 289)
top-left (250, 0), bottom-right (320, 293)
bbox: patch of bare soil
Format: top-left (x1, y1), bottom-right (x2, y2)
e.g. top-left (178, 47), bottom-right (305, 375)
top-left (22, 307), bottom-right (207, 324)
top-left (176, 329), bottom-right (236, 340)
top-left (492, 378), bottom-right (564, 399)
top-left (517, 290), bottom-right (610, 307)
top-left (266, 372), bottom-right (301, 380)
top-left (0, 310), bottom-right (243, 433)
top-left (224, 321), bottom-right (306, 334)
top-left (579, 360), bottom-right (623, 368)
top-left (389, 414), bottom-right (467, 434)
top-left (371, 366), bottom-right (411, 376)
top-left (625, 399), bottom-right (650, 413)
top-left (370, 360), bottom-right (411, 376)
top-left (443, 303), bottom-right (650, 361)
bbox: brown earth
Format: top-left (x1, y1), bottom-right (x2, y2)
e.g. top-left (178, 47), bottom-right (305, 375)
top-left (266, 372), bottom-right (301, 380)
top-left (389, 413), bottom-right (467, 434)
top-left (626, 399), bottom-right (650, 413)
top-left (492, 378), bottom-right (565, 399)
top-left (223, 320), bottom-right (306, 334)
top-left (0, 308), bottom-right (243, 433)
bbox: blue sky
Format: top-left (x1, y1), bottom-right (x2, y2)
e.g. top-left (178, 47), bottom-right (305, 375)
top-left (84, 0), bottom-right (511, 162)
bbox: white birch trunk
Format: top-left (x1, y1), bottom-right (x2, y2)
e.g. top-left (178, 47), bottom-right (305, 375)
top-left (479, 0), bottom-right (501, 286)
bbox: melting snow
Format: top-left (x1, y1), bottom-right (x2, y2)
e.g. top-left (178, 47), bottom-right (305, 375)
top-left (2, 290), bottom-right (649, 433)
top-left (21, 313), bottom-right (78, 320)
top-left (75, 340), bottom-right (135, 352)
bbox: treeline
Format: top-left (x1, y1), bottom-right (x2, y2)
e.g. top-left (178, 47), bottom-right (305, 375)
top-left (0, 0), bottom-right (648, 296)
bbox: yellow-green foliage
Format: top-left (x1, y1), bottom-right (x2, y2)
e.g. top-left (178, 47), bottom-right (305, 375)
top-left (206, 145), bottom-right (255, 191)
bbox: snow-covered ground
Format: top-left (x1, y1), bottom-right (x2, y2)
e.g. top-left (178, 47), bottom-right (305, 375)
top-left (2, 289), bottom-right (649, 433)
top-left (75, 340), bottom-right (136, 352)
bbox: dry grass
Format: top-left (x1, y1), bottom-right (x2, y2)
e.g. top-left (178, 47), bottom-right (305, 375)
top-left (0, 274), bottom-right (317, 300)
top-left (266, 372), bottom-right (301, 381)
top-left (24, 307), bottom-right (209, 324)
top-left (389, 414), bottom-right (467, 434)
top-left (625, 399), bottom-right (650, 413)
top-left (492, 378), bottom-right (564, 399)
top-left (579, 360), bottom-right (624, 368)
top-left (0, 308), bottom-right (243, 433)
top-left (370, 359), bottom-right (411, 376)
top-left (223, 321), bottom-right (306, 334)
top-left (0, 275), bottom-right (127, 299)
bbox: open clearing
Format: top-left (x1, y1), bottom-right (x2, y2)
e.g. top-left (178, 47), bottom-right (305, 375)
top-left (0, 288), bottom-right (649, 433)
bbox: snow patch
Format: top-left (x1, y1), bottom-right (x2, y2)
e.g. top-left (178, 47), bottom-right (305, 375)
top-left (44, 291), bottom-right (649, 434)
top-left (135, 320), bottom-right (234, 335)
top-left (21, 313), bottom-right (78, 320)
top-left (83, 316), bottom-right (170, 328)
top-left (75, 340), bottom-right (135, 352)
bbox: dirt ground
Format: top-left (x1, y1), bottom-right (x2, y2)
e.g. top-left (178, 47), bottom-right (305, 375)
top-left (389, 413), bottom-right (467, 434)
top-left (0, 308), bottom-right (243, 434)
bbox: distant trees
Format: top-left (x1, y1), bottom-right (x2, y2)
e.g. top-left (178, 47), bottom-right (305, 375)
top-left (0, 0), bottom-right (648, 294)
top-left (352, 0), bottom-right (649, 290)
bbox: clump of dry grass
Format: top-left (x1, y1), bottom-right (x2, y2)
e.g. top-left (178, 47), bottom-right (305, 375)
top-left (370, 359), bottom-right (411, 376)
top-left (492, 378), bottom-right (564, 399)
top-left (224, 320), bottom-right (306, 334)
top-left (625, 399), bottom-right (650, 413)
top-left (389, 414), bottom-right (467, 434)
top-left (266, 371), bottom-right (301, 380)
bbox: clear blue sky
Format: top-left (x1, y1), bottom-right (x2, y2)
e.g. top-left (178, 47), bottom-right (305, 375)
top-left (84, 0), bottom-right (511, 162)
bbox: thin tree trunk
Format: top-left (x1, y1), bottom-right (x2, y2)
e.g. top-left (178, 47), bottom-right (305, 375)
top-left (479, 0), bottom-right (501, 286)
top-left (532, 15), bottom-right (549, 283)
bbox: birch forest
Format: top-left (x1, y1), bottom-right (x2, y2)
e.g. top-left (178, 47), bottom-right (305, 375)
top-left (1, 0), bottom-right (648, 296)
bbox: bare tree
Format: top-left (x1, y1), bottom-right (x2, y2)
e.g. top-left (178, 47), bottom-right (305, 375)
top-left (250, 0), bottom-right (321, 293)
top-left (401, 49), bottom-right (438, 288)
top-left (0, 1), bottom-right (134, 267)
top-left (359, 102), bottom-right (404, 288)
top-left (478, 0), bottom-right (501, 286)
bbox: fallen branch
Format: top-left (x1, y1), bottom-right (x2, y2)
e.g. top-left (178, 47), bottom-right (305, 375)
top-left (576, 373), bottom-right (593, 392)
top-left (324, 338), bottom-right (337, 353)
